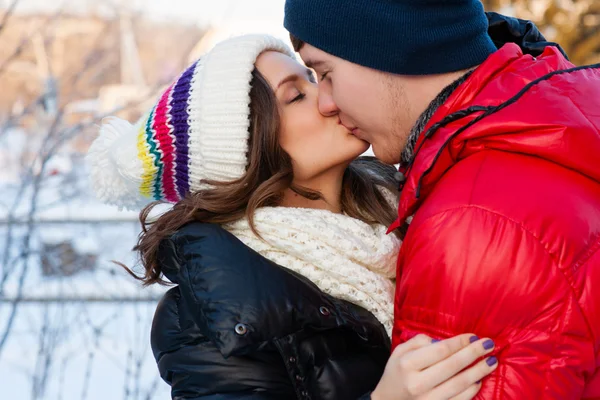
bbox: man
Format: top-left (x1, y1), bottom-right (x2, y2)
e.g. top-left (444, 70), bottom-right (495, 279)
top-left (284, 1), bottom-right (600, 398)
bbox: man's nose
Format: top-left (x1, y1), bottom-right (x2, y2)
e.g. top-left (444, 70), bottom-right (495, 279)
top-left (317, 88), bottom-right (339, 117)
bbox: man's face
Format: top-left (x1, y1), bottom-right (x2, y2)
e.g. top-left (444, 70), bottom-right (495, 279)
top-left (298, 43), bottom-right (413, 165)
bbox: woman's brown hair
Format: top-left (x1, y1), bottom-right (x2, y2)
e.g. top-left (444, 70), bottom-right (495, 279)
top-left (125, 68), bottom-right (401, 286)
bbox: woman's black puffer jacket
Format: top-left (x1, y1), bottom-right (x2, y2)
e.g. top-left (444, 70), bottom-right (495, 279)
top-left (150, 223), bottom-right (391, 400)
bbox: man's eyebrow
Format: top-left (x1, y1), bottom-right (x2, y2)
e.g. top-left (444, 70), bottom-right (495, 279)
top-left (303, 59), bottom-right (325, 69)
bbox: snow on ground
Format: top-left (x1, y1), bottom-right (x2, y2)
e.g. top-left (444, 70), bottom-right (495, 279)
top-left (1, 302), bottom-right (171, 399)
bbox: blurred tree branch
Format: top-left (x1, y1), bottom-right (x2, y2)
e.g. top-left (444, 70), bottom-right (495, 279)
top-left (0, 3), bottom-right (205, 398)
top-left (0, 0), bottom-right (20, 38)
top-left (482, 0), bottom-right (600, 65)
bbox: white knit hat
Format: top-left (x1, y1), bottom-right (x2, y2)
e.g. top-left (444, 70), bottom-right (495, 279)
top-left (86, 34), bottom-right (295, 210)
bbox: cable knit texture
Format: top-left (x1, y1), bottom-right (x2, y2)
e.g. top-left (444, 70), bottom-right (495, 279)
top-left (224, 207), bottom-right (400, 336)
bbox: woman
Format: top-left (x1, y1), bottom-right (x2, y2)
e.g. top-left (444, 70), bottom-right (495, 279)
top-left (87, 35), bottom-right (497, 399)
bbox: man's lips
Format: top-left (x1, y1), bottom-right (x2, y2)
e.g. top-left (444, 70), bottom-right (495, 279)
top-left (338, 118), bottom-right (356, 133)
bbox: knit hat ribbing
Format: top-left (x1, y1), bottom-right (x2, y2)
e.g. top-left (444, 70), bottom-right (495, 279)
top-left (86, 35), bottom-right (295, 210)
top-left (284, 0), bottom-right (498, 75)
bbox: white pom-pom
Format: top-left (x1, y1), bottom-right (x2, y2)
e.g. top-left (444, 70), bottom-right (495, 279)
top-left (86, 116), bottom-right (148, 210)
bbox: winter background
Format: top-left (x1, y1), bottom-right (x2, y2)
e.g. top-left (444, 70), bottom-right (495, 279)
top-left (0, 1), bottom-right (288, 399)
top-left (0, 0), bottom-right (597, 399)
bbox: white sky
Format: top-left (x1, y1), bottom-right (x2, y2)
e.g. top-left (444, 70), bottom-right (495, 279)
top-left (1, 0), bottom-right (286, 26)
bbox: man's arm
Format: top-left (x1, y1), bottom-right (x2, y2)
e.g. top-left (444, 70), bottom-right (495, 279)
top-left (394, 206), bottom-right (595, 399)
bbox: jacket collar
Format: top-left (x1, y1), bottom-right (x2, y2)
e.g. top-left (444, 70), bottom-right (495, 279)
top-left (162, 223), bottom-right (390, 359)
top-left (389, 44), bottom-right (600, 232)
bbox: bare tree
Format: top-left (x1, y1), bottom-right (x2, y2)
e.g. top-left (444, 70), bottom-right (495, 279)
top-left (0, 2), bottom-right (205, 398)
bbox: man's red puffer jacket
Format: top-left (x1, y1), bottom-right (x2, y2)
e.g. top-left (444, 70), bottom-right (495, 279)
top-left (390, 44), bottom-right (600, 399)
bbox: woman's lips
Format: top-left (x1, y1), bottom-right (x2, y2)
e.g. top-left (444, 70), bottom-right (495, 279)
top-left (338, 118), bottom-right (356, 133)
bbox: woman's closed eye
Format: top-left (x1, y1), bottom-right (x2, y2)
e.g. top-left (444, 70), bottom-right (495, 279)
top-left (287, 91), bottom-right (306, 104)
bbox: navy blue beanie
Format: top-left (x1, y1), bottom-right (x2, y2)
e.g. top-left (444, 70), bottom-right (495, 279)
top-left (284, 0), bottom-right (497, 75)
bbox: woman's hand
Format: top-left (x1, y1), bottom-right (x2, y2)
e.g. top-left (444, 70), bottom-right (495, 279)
top-left (371, 333), bottom-right (498, 400)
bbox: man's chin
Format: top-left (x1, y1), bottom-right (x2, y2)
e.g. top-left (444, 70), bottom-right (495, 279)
top-left (372, 146), bottom-right (400, 165)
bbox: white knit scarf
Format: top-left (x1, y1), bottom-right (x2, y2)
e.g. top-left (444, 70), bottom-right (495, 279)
top-left (224, 207), bottom-right (400, 336)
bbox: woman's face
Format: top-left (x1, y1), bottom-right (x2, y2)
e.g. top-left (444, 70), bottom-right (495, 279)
top-left (255, 51), bottom-right (369, 182)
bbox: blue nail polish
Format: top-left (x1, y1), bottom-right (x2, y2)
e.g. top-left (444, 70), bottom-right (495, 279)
top-left (476, 380), bottom-right (481, 384)
top-left (431, 338), bottom-right (440, 343)
top-left (486, 356), bottom-right (498, 367)
top-left (483, 339), bottom-right (495, 350)
top-left (469, 335), bottom-right (479, 343)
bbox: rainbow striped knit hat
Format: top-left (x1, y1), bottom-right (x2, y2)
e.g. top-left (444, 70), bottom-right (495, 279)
top-left (87, 34), bottom-right (294, 210)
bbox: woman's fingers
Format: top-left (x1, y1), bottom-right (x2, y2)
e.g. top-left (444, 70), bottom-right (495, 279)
top-left (373, 333), bottom-right (499, 400)
top-left (419, 337), bottom-right (496, 388)
top-left (447, 383), bottom-right (481, 400)
top-left (371, 334), bottom-right (435, 400)
top-left (428, 355), bottom-right (499, 399)
top-left (390, 333), bottom-right (433, 359)
top-left (399, 333), bottom-right (480, 371)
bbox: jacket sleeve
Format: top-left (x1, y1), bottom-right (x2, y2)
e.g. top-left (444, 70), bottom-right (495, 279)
top-left (151, 286), bottom-right (291, 400)
top-left (152, 224), bottom-right (298, 399)
top-left (393, 206), bottom-right (596, 399)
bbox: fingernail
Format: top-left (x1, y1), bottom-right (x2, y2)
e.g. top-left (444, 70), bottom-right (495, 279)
top-left (483, 339), bottom-right (495, 350)
top-left (486, 356), bottom-right (498, 366)
top-left (431, 338), bottom-right (440, 343)
top-left (476, 380), bottom-right (481, 384)
top-left (469, 335), bottom-right (479, 343)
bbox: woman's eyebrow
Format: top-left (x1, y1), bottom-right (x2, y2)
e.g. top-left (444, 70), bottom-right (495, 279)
top-left (276, 74), bottom-right (300, 90)
top-left (276, 69), bottom-right (315, 91)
